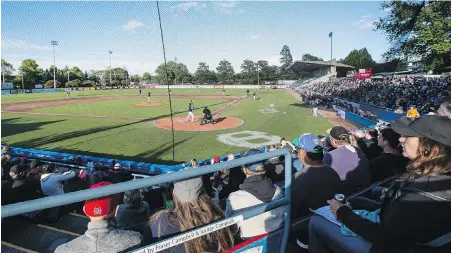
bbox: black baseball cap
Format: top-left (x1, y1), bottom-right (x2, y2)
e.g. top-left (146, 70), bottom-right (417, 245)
top-left (328, 126), bottom-right (349, 140)
top-left (391, 115), bottom-right (451, 146)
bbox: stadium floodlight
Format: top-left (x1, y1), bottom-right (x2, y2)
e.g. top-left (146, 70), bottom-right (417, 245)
top-left (108, 50), bottom-right (113, 85)
top-left (51, 41), bottom-right (58, 89)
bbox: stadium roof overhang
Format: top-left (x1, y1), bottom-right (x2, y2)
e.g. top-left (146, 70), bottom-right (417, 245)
top-left (288, 60), bottom-right (355, 72)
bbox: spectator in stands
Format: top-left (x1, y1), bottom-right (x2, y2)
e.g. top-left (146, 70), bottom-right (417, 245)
top-left (292, 134), bottom-right (342, 219)
top-left (226, 149), bottom-right (284, 239)
top-left (115, 189), bottom-right (151, 232)
top-left (369, 127), bottom-right (409, 183)
top-left (407, 105), bottom-right (420, 118)
top-left (1, 145), bottom-right (11, 156)
top-left (355, 128), bottom-right (383, 160)
top-left (7, 165), bottom-right (42, 204)
top-left (146, 177), bottom-right (236, 253)
top-left (309, 115), bottom-right (451, 253)
top-left (55, 181), bottom-right (142, 253)
top-left (40, 165), bottom-right (75, 196)
top-left (438, 96), bottom-right (451, 118)
top-left (323, 126), bottom-right (371, 194)
top-left (291, 134), bottom-right (342, 249)
top-left (280, 137), bottom-right (296, 153)
top-left (318, 134), bottom-right (335, 152)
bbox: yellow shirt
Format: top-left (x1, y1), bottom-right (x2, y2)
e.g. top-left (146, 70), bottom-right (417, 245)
top-left (407, 109), bottom-right (420, 117)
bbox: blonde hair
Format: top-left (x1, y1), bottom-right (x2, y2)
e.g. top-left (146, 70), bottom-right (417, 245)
top-left (228, 154), bottom-right (235, 161)
top-left (149, 194), bottom-right (236, 253)
top-left (331, 133), bottom-right (358, 147)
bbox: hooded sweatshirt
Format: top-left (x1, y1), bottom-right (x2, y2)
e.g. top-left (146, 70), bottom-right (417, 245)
top-left (54, 220), bottom-right (142, 253)
top-left (40, 171), bottom-right (75, 196)
top-left (225, 175), bottom-right (284, 239)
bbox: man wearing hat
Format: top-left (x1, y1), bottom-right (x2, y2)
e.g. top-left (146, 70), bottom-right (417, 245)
top-left (291, 134), bottom-right (342, 249)
top-left (225, 149), bottom-right (284, 239)
top-left (55, 181), bottom-right (142, 253)
top-left (291, 134), bottom-right (342, 219)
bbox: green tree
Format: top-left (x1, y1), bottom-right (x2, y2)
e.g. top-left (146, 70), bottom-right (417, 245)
top-left (44, 80), bottom-right (61, 88)
top-left (82, 80), bottom-right (94, 87)
top-left (17, 59), bottom-right (44, 89)
top-left (65, 79), bottom-right (82, 87)
top-left (154, 61), bottom-right (191, 84)
top-left (279, 45), bottom-right (297, 79)
top-left (375, 1), bottom-right (451, 71)
top-left (301, 53), bottom-right (323, 61)
top-left (141, 72), bottom-right (152, 83)
top-left (240, 59), bottom-right (256, 84)
top-left (195, 62), bottom-right (217, 83)
top-left (280, 45), bottom-right (293, 67)
top-left (342, 48), bottom-right (376, 69)
top-left (1, 59), bottom-right (15, 82)
top-left (216, 60), bottom-right (235, 83)
top-left (70, 66), bottom-right (83, 81)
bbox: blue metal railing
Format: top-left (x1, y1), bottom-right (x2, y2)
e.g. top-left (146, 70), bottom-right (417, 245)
top-left (1, 149), bottom-right (292, 253)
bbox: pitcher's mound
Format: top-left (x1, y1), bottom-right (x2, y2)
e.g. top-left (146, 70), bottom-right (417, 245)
top-left (154, 115), bottom-right (243, 131)
top-left (134, 102), bottom-right (163, 107)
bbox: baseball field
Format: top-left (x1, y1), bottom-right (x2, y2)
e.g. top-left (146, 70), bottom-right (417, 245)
top-left (1, 88), bottom-right (333, 164)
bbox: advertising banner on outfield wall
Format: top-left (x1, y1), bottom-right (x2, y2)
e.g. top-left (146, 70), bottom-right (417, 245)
top-left (31, 88), bottom-right (59, 93)
top-left (1, 90), bottom-right (11, 95)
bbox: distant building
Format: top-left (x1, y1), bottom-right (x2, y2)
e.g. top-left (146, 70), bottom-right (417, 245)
top-left (288, 60), bottom-right (354, 79)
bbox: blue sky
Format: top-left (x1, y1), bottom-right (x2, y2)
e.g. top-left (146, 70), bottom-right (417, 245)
top-left (1, 1), bottom-right (391, 75)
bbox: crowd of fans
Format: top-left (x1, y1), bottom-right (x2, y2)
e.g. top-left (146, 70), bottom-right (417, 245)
top-left (299, 75), bottom-right (451, 115)
top-left (2, 103), bottom-right (451, 252)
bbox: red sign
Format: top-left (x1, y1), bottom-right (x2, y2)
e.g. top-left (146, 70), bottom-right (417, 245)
top-left (357, 68), bottom-right (372, 80)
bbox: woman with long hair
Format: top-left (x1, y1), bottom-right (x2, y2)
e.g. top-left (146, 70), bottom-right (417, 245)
top-left (309, 115), bottom-right (451, 253)
top-left (145, 177), bottom-right (236, 253)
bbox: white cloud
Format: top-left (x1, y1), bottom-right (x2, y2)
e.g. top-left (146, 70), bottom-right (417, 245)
top-left (2, 39), bottom-right (52, 51)
top-left (172, 2), bottom-right (206, 12)
top-left (358, 21), bottom-right (376, 30)
top-left (250, 35), bottom-right (261, 40)
top-left (352, 15), bottom-right (376, 30)
top-left (218, 1), bottom-right (237, 8)
top-left (263, 55), bottom-right (281, 66)
top-left (122, 20), bottom-right (145, 31)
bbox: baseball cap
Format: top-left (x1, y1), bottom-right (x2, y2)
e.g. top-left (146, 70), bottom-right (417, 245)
top-left (391, 115), bottom-right (451, 146)
top-left (213, 156), bottom-right (221, 163)
top-left (83, 181), bottom-right (121, 217)
top-left (114, 163), bottom-right (121, 170)
top-left (173, 177), bottom-right (203, 203)
top-left (242, 149), bottom-right (265, 172)
top-left (296, 133), bottom-right (323, 153)
top-left (328, 126), bottom-right (349, 140)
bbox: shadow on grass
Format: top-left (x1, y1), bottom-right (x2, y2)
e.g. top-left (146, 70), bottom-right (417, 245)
top-left (41, 135), bottom-right (195, 165)
top-left (1, 117), bottom-right (66, 138)
top-left (289, 103), bottom-right (310, 109)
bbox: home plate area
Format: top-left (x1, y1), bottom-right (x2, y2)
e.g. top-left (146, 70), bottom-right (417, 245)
top-left (154, 115), bottom-right (243, 131)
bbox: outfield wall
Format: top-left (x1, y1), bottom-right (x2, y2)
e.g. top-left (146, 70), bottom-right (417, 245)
top-left (1, 85), bottom-right (289, 95)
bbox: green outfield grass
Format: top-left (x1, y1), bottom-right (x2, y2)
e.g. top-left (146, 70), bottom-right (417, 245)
top-left (1, 89), bottom-right (332, 164)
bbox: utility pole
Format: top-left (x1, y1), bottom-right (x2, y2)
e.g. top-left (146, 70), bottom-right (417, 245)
top-left (51, 40), bottom-right (58, 88)
top-left (108, 50), bottom-right (113, 85)
top-left (257, 65), bottom-right (260, 86)
top-left (67, 69), bottom-right (70, 82)
top-left (21, 73), bottom-right (24, 90)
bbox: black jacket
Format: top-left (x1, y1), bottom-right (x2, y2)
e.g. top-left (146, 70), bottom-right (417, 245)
top-left (337, 174), bottom-right (451, 252)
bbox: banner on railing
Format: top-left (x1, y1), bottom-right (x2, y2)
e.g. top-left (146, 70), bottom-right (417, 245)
top-left (134, 215), bottom-right (244, 253)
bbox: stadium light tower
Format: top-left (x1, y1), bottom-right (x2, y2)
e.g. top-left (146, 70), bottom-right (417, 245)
top-left (108, 50), bottom-right (113, 85)
top-left (329, 32), bottom-right (333, 61)
top-left (51, 40), bottom-right (58, 88)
